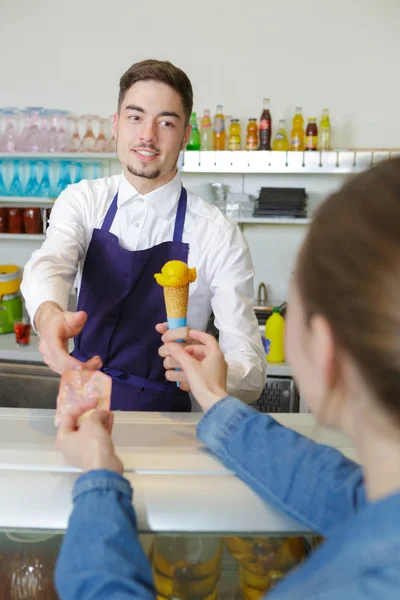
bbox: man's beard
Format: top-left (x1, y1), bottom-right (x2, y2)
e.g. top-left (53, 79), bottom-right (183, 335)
top-left (127, 164), bottom-right (161, 180)
top-left (123, 136), bottom-right (185, 181)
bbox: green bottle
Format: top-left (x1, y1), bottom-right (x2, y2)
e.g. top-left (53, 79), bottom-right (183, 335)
top-left (186, 112), bottom-right (201, 151)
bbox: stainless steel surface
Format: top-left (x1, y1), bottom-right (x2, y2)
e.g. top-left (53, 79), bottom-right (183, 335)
top-left (0, 361), bottom-right (59, 408)
top-left (0, 408), bottom-right (357, 532)
top-left (253, 377), bottom-right (299, 413)
top-left (256, 282), bottom-right (268, 306)
top-left (255, 300), bottom-right (287, 326)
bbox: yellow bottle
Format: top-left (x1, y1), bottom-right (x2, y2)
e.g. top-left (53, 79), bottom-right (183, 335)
top-left (213, 104), bottom-right (226, 151)
top-left (228, 119), bottom-right (241, 151)
top-left (290, 107), bottom-right (305, 151)
top-left (272, 119), bottom-right (290, 151)
top-left (318, 108), bottom-right (331, 151)
top-left (265, 308), bottom-right (285, 362)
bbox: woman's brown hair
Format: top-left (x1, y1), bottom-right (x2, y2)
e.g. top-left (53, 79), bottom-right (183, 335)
top-left (296, 157), bottom-right (400, 420)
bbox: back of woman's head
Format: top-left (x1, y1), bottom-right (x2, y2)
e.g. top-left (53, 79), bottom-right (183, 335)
top-left (296, 157), bottom-right (400, 422)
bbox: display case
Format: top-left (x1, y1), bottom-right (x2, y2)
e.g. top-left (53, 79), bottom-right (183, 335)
top-left (0, 408), bottom-right (356, 599)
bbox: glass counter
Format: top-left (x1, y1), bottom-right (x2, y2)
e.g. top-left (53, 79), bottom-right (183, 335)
top-left (0, 528), bottom-right (324, 599)
top-left (0, 408), bottom-right (350, 599)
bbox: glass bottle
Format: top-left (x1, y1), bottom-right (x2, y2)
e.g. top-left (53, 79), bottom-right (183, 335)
top-left (259, 98), bottom-right (272, 150)
top-left (213, 105), bottom-right (226, 151)
top-left (228, 119), bottom-right (241, 151)
top-left (290, 107), bottom-right (305, 151)
top-left (272, 120), bottom-right (290, 151)
top-left (200, 110), bottom-right (213, 151)
top-left (186, 112), bottom-right (201, 151)
top-left (318, 108), bottom-right (331, 151)
top-left (305, 118), bottom-right (318, 151)
top-left (246, 119), bottom-right (259, 151)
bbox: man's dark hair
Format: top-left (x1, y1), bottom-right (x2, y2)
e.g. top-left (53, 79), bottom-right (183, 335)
top-left (118, 59), bottom-right (193, 125)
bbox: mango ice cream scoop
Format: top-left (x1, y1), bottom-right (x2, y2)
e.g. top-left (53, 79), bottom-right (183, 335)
top-left (154, 260), bottom-right (197, 329)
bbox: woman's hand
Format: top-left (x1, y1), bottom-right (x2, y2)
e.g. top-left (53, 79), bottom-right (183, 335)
top-left (156, 322), bottom-right (199, 392)
top-left (56, 400), bottom-right (123, 474)
top-left (166, 330), bottom-right (228, 412)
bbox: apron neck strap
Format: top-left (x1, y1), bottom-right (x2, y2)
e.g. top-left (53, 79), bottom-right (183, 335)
top-left (101, 192), bottom-right (118, 231)
top-left (172, 187), bottom-right (187, 243)
top-left (101, 186), bottom-right (188, 241)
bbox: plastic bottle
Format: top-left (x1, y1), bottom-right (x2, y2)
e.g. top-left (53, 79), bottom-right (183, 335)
top-left (200, 109), bottom-right (213, 150)
top-left (272, 119), bottom-right (290, 151)
top-left (213, 105), bottom-right (226, 151)
top-left (259, 98), bottom-right (272, 150)
top-left (265, 308), bottom-right (285, 362)
top-left (290, 107), bottom-right (305, 151)
top-left (246, 118), bottom-right (259, 150)
top-left (318, 108), bottom-right (331, 151)
top-left (186, 112), bottom-right (200, 150)
top-left (305, 118), bottom-right (318, 151)
top-left (228, 119), bottom-right (241, 151)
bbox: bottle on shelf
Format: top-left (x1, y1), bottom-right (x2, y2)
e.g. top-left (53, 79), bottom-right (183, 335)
top-left (23, 207), bottom-right (43, 234)
top-left (228, 119), bottom-right (241, 151)
top-left (290, 107), bottom-right (305, 151)
top-left (259, 98), bottom-right (272, 150)
top-left (200, 109), bottom-right (214, 150)
top-left (272, 119), bottom-right (290, 151)
top-left (305, 118), bottom-right (318, 151)
top-left (213, 105), bottom-right (226, 151)
top-left (186, 112), bottom-right (201, 151)
top-left (246, 118), bottom-right (259, 151)
top-left (318, 108), bottom-right (331, 151)
top-left (265, 308), bottom-right (285, 362)
top-left (7, 208), bottom-right (23, 234)
top-left (0, 208), bottom-right (7, 233)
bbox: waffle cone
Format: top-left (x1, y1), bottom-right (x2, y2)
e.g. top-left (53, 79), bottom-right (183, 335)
top-left (163, 285), bottom-right (189, 319)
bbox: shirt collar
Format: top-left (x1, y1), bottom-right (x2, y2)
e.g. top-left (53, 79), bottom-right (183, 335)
top-left (117, 171), bottom-right (182, 218)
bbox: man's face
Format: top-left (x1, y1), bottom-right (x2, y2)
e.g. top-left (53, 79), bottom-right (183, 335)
top-left (114, 80), bottom-right (191, 183)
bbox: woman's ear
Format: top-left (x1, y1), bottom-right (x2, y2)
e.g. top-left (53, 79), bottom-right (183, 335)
top-left (309, 315), bottom-right (344, 425)
top-left (310, 315), bottom-right (337, 391)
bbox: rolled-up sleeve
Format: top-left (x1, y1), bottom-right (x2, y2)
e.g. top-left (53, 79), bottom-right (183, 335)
top-left (208, 224), bottom-right (266, 404)
top-left (21, 186), bottom-right (89, 324)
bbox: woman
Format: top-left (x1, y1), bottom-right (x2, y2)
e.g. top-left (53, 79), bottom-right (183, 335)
top-left (56, 157), bottom-right (400, 599)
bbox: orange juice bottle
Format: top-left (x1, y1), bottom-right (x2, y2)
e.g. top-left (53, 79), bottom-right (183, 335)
top-left (246, 118), bottom-right (259, 150)
top-left (213, 104), bottom-right (226, 151)
top-left (272, 119), bottom-right (290, 151)
top-left (228, 119), bottom-right (241, 150)
top-left (290, 107), bottom-right (305, 151)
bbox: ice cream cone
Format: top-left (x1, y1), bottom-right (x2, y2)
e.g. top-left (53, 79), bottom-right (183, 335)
top-left (164, 284), bottom-right (189, 325)
top-left (154, 262), bottom-right (195, 389)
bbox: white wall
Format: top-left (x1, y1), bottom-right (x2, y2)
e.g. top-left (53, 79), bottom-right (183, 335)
top-left (2, 0), bottom-right (399, 147)
top-left (0, 0), bottom-right (399, 299)
top-left (181, 171), bottom-right (346, 299)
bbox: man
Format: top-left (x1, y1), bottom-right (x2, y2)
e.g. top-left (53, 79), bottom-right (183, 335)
top-left (22, 59), bottom-right (265, 411)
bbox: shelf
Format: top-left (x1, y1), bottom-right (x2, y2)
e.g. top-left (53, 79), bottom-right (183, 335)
top-left (0, 196), bottom-right (54, 207)
top-left (0, 149), bottom-right (398, 175)
top-left (0, 152), bottom-right (116, 160)
top-left (235, 217), bottom-right (311, 225)
top-left (179, 150), bottom-right (399, 174)
top-left (0, 233), bottom-right (45, 240)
